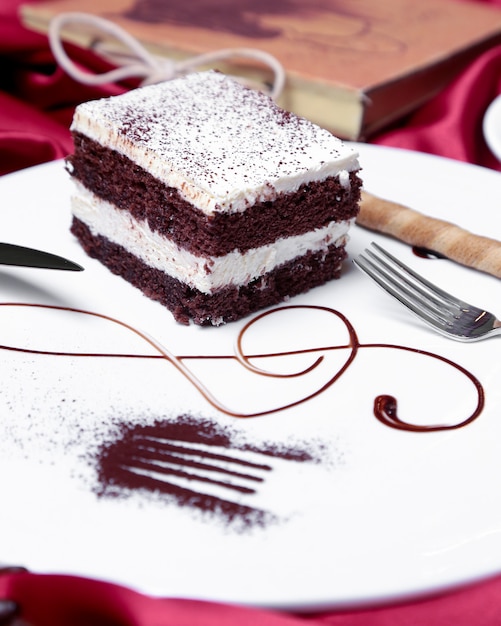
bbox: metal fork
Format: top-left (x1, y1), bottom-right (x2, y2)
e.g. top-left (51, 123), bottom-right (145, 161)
top-left (353, 242), bottom-right (501, 342)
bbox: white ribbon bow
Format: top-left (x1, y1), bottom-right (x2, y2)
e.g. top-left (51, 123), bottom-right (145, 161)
top-left (48, 12), bottom-right (285, 99)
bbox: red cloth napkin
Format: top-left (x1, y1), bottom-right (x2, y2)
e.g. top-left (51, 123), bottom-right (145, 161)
top-left (2, 1), bottom-right (501, 624)
top-left (0, 0), bottom-right (124, 175)
top-left (2, 570), bottom-right (501, 626)
top-left (371, 0), bottom-right (501, 170)
top-left (372, 42), bottom-right (501, 171)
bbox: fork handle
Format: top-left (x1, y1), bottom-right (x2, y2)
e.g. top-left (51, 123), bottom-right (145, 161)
top-left (357, 191), bottom-right (501, 279)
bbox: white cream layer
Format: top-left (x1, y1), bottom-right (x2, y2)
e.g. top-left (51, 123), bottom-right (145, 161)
top-left (71, 186), bottom-right (353, 294)
top-left (71, 71), bottom-right (360, 216)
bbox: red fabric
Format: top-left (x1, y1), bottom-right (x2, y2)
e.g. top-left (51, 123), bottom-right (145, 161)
top-left (370, 0), bottom-right (501, 169)
top-left (0, 0), bottom-right (125, 175)
top-left (372, 43), bottom-right (501, 171)
top-left (3, 571), bottom-right (501, 626)
top-left (2, 0), bottom-right (501, 624)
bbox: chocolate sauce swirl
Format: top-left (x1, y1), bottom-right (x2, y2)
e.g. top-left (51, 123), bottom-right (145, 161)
top-left (0, 302), bottom-right (485, 431)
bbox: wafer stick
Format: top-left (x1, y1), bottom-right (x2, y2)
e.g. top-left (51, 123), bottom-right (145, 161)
top-left (357, 191), bottom-right (501, 279)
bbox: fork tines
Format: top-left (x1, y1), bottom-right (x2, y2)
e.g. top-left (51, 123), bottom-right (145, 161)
top-left (355, 241), bottom-right (459, 326)
top-left (122, 436), bottom-right (272, 496)
top-left (353, 242), bottom-right (500, 341)
top-left (354, 242), bottom-right (460, 321)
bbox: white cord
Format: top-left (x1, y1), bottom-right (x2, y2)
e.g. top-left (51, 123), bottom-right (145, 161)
top-left (48, 12), bottom-right (285, 99)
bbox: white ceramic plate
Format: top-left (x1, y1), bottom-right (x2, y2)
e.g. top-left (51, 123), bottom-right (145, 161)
top-left (1, 144), bottom-right (501, 611)
top-left (483, 94), bottom-right (501, 161)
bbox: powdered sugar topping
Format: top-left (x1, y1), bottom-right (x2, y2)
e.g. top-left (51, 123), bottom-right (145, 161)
top-left (71, 71), bottom-right (359, 214)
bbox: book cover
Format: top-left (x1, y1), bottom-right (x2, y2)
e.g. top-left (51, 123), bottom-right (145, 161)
top-left (20, 0), bottom-right (501, 139)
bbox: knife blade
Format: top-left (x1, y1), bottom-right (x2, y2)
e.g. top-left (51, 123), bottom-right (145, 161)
top-left (0, 243), bottom-right (84, 271)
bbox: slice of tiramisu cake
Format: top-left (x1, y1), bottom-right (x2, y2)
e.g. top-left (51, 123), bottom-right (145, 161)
top-left (67, 71), bottom-right (362, 325)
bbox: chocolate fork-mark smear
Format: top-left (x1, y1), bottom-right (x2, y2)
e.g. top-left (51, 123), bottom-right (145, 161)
top-left (94, 415), bottom-right (318, 528)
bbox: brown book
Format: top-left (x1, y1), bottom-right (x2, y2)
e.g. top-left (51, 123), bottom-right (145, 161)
top-left (20, 0), bottom-right (501, 139)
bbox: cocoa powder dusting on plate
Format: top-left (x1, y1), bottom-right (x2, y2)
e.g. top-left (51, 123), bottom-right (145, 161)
top-left (92, 414), bottom-right (323, 529)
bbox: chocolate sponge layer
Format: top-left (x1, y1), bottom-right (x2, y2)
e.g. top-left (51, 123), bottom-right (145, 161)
top-left (71, 216), bottom-right (348, 326)
top-left (68, 132), bottom-right (361, 258)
